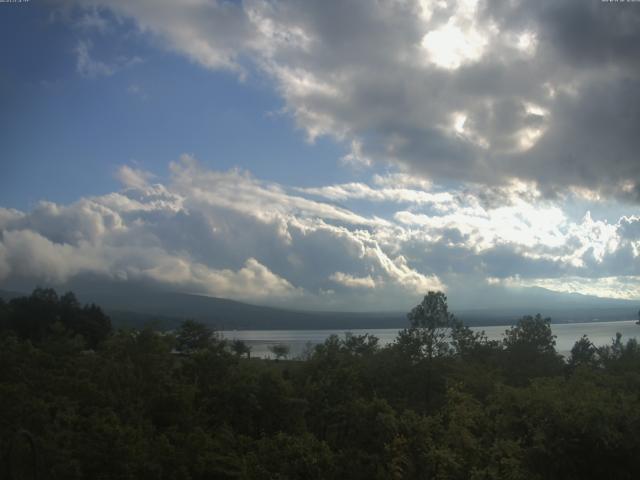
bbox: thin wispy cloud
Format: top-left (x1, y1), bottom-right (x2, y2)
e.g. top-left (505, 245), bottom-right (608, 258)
top-left (75, 39), bottom-right (115, 77)
top-left (74, 38), bottom-right (142, 78)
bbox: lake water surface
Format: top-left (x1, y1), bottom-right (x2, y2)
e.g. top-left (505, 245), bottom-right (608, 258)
top-left (222, 320), bottom-right (640, 359)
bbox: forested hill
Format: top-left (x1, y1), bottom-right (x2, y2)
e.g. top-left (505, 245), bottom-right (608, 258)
top-left (74, 290), bottom-right (409, 330)
top-left (0, 288), bottom-right (402, 329)
top-left (1, 287), bottom-right (637, 330)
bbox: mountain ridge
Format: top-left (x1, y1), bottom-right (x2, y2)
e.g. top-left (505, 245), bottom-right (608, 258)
top-left (1, 286), bottom-right (637, 330)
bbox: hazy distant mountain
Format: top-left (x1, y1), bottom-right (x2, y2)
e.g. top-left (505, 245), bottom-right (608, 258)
top-left (2, 285), bottom-right (637, 330)
top-left (0, 287), bottom-right (405, 330)
top-left (75, 289), bottom-right (407, 330)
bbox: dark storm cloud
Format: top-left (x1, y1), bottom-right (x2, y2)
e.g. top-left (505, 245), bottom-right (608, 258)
top-left (270, 0), bottom-right (640, 197)
top-left (514, 76), bottom-right (640, 195)
top-left (488, 0), bottom-right (640, 69)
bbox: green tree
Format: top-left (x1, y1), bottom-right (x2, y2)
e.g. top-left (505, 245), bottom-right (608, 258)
top-left (268, 343), bottom-right (290, 360)
top-left (343, 332), bottom-right (379, 356)
top-left (175, 319), bottom-right (217, 353)
top-left (503, 314), bottom-right (557, 354)
top-left (568, 335), bottom-right (599, 369)
top-left (7, 287), bottom-right (60, 342)
top-left (230, 339), bottom-right (252, 359)
top-left (4, 288), bottom-right (110, 347)
top-left (396, 291), bottom-right (458, 361)
top-left (449, 321), bottom-right (494, 358)
top-left (502, 314), bottom-right (563, 383)
top-left (245, 432), bottom-right (335, 479)
top-left (71, 303), bottom-right (112, 348)
top-left (599, 333), bottom-right (640, 372)
top-left (0, 297), bottom-right (8, 332)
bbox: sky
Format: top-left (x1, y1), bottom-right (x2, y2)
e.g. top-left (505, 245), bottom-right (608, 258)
top-left (1, 0), bottom-right (639, 311)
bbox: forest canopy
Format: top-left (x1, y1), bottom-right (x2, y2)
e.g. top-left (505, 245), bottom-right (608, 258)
top-left (1, 289), bottom-right (639, 479)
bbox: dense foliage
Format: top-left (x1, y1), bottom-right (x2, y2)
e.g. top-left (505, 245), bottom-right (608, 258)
top-left (1, 290), bottom-right (639, 479)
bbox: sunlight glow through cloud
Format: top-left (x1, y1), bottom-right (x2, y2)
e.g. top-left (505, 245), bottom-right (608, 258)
top-left (4, 156), bottom-right (639, 307)
top-left (3, 0), bottom-right (640, 309)
top-left (420, 0), bottom-right (487, 69)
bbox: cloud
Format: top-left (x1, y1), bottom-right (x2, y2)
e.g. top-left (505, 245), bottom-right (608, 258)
top-left (116, 165), bottom-right (155, 189)
top-left (74, 37), bottom-right (142, 78)
top-left (495, 275), bottom-right (640, 302)
top-left (0, 219), bottom-right (300, 303)
top-left (137, 256), bottom-right (302, 300)
top-left (299, 181), bottom-right (455, 207)
top-left (0, 243), bottom-right (11, 282)
top-left (75, 39), bottom-right (115, 77)
top-left (28, 1), bottom-right (638, 307)
top-left (2, 156), bottom-right (639, 308)
top-left (0, 157), bottom-right (448, 309)
top-left (0, 229), bottom-right (107, 284)
top-left (329, 272), bottom-right (376, 289)
top-left (67, 0), bottom-right (640, 199)
top-left (75, 7), bottom-right (111, 33)
top-left (74, 0), bottom-right (254, 76)
top-left (340, 140), bottom-right (372, 168)
top-left (169, 154), bottom-right (389, 228)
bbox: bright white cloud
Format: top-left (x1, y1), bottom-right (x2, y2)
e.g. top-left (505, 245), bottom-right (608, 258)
top-left (0, 157), bottom-right (450, 309)
top-left (420, 0), bottom-right (488, 70)
top-left (497, 276), bottom-right (640, 301)
top-left (28, 0), bottom-right (639, 308)
top-left (141, 256), bottom-right (302, 299)
top-left (330, 272), bottom-right (376, 289)
top-left (169, 154), bottom-right (390, 229)
top-left (2, 156), bottom-right (640, 307)
top-left (299, 182), bottom-right (454, 207)
top-left (372, 173), bottom-right (432, 191)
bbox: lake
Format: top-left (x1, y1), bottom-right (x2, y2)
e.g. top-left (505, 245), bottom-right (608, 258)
top-left (222, 320), bottom-right (640, 359)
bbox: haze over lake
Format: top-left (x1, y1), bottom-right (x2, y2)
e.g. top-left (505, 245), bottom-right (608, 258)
top-left (224, 320), bottom-right (640, 359)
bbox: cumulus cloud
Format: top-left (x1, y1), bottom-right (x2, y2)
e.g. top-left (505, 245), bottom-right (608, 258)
top-left (67, 0), bottom-right (640, 200)
top-left (25, 0), bottom-right (638, 307)
top-left (1, 156), bottom-right (639, 308)
top-left (0, 157), bottom-right (448, 309)
top-left (0, 229), bottom-right (107, 284)
top-left (169, 154), bottom-right (390, 229)
top-left (0, 214), bottom-right (300, 303)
